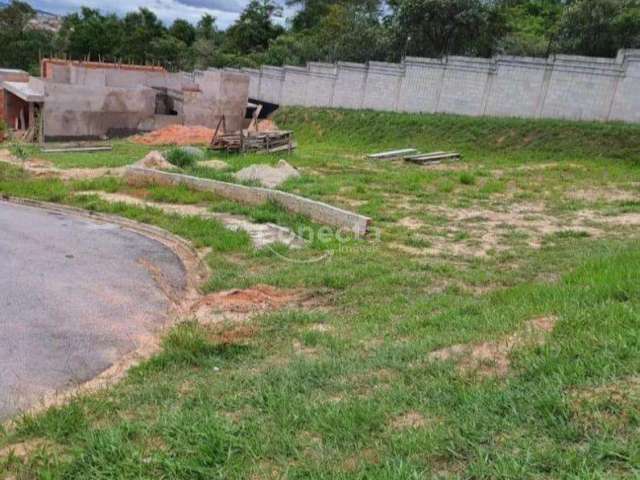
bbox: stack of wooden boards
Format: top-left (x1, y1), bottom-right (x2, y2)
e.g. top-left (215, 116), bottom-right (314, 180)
top-left (209, 113), bottom-right (296, 154)
top-left (211, 130), bottom-right (296, 154)
top-left (367, 148), bottom-right (461, 165)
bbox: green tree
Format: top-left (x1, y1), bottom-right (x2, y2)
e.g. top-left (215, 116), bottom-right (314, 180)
top-left (0, 0), bottom-right (53, 72)
top-left (223, 0), bottom-right (285, 54)
top-left (391, 0), bottom-right (508, 58)
top-left (315, 3), bottom-right (391, 62)
top-left (119, 8), bottom-right (166, 63)
top-left (57, 8), bottom-right (123, 61)
top-left (497, 0), bottom-right (564, 56)
top-left (555, 0), bottom-right (640, 57)
top-left (197, 14), bottom-right (218, 41)
top-left (286, 0), bottom-right (382, 31)
top-left (169, 19), bottom-right (196, 46)
top-left (149, 35), bottom-right (193, 70)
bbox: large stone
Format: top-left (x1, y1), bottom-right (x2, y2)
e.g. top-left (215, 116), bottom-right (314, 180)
top-left (133, 151), bottom-right (174, 170)
top-left (199, 159), bottom-right (230, 171)
top-left (234, 159), bottom-right (301, 188)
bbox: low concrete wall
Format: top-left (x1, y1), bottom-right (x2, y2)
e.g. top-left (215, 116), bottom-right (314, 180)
top-left (125, 167), bottom-right (372, 236)
top-left (43, 83), bottom-right (156, 139)
top-left (243, 49), bottom-right (640, 123)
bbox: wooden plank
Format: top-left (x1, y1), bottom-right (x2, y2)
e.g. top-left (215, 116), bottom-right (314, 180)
top-left (404, 152), bottom-right (460, 163)
top-left (367, 148), bottom-right (417, 160)
top-left (403, 151), bottom-right (449, 160)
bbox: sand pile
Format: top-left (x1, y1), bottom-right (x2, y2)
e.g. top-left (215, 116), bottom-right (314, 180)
top-left (131, 125), bottom-right (217, 146)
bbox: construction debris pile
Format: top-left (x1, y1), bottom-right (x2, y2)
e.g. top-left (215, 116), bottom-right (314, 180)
top-left (367, 148), bottom-right (461, 165)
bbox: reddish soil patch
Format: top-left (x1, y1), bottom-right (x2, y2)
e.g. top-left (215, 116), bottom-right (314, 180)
top-left (131, 124), bottom-right (216, 146)
top-left (191, 284), bottom-right (299, 322)
top-left (211, 324), bottom-right (257, 345)
top-left (256, 118), bottom-right (278, 132)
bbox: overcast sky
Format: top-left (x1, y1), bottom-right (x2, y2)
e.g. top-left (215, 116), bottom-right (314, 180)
top-left (27, 0), bottom-right (290, 28)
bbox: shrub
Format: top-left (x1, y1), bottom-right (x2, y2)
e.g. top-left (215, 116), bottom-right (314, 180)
top-left (459, 172), bottom-right (476, 185)
top-left (165, 147), bottom-right (198, 168)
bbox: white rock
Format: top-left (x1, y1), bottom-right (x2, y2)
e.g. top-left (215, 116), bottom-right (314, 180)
top-left (234, 159), bottom-right (300, 188)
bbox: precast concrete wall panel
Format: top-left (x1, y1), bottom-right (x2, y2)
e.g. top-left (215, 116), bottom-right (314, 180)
top-left (249, 49), bottom-right (639, 123)
top-left (332, 63), bottom-right (367, 109)
top-left (541, 55), bottom-right (622, 121)
top-left (437, 57), bottom-right (493, 116)
top-left (281, 67), bottom-right (309, 106)
top-left (242, 68), bottom-right (261, 98)
top-left (484, 57), bottom-right (548, 118)
top-left (362, 62), bottom-right (403, 111)
top-left (259, 66), bottom-right (284, 104)
top-left (610, 51), bottom-right (640, 122)
top-left (305, 63), bottom-right (336, 107)
top-left (397, 58), bottom-right (443, 113)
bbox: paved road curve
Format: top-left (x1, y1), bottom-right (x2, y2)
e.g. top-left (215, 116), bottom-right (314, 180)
top-left (0, 201), bottom-right (186, 420)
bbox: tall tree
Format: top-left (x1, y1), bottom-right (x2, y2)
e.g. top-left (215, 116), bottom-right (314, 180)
top-left (169, 19), bottom-right (197, 46)
top-left (496, 0), bottom-right (564, 56)
top-left (391, 0), bottom-right (508, 58)
top-left (119, 8), bottom-right (166, 63)
top-left (286, 0), bottom-right (382, 31)
top-left (0, 0), bottom-right (53, 72)
top-left (555, 0), bottom-right (640, 57)
top-left (223, 0), bottom-right (285, 54)
top-left (57, 8), bottom-right (123, 60)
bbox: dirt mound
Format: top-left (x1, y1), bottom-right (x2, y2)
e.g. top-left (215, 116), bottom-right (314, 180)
top-left (234, 159), bottom-right (300, 188)
top-left (131, 124), bottom-right (216, 146)
top-left (132, 151), bottom-right (174, 170)
top-left (428, 316), bottom-right (557, 377)
top-left (191, 284), bottom-right (299, 322)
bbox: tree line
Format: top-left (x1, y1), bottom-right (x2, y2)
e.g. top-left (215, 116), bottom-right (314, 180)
top-left (1, 0), bottom-right (639, 74)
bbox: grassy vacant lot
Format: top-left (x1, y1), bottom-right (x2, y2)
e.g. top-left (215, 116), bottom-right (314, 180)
top-left (1, 109), bottom-right (640, 479)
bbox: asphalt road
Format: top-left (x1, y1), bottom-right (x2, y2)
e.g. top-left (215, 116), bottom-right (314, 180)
top-left (0, 201), bottom-right (186, 420)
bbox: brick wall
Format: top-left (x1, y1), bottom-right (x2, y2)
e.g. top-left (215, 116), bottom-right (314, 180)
top-left (0, 88), bottom-right (5, 126)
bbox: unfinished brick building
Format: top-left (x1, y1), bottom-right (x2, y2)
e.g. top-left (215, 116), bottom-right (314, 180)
top-left (0, 60), bottom-right (250, 142)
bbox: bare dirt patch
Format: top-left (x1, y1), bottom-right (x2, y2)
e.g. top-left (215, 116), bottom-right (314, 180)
top-left (210, 324), bottom-right (258, 345)
top-left (342, 448), bottom-right (380, 472)
top-left (191, 285), bottom-right (300, 323)
top-left (428, 316), bottom-right (557, 377)
top-left (0, 439), bottom-right (58, 460)
top-left (0, 149), bottom-right (126, 180)
top-left (569, 376), bottom-right (640, 430)
top-left (515, 162), bottom-right (587, 172)
top-left (398, 216), bottom-right (424, 231)
top-left (567, 187), bottom-right (638, 203)
top-left (390, 411), bottom-right (427, 430)
top-left (398, 202), bottom-right (628, 257)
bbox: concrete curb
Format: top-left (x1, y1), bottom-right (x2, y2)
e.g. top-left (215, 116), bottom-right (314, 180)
top-left (125, 166), bottom-right (372, 236)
